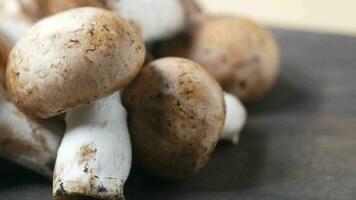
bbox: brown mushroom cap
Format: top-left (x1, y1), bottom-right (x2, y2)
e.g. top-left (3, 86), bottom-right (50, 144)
top-left (0, 36), bottom-right (8, 83)
top-left (155, 15), bottom-right (280, 102)
top-left (122, 57), bottom-right (225, 181)
top-left (6, 7), bottom-right (146, 118)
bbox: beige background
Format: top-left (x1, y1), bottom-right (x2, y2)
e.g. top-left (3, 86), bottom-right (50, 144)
top-left (199, 0), bottom-right (356, 36)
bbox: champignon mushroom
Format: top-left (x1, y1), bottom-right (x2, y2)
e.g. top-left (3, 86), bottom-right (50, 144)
top-left (0, 0), bottom-right (33, 47)
top-left (6, 7), bottom-right (145, 200)
top-left (19, 0), bottom-right (186, 43)
top-left (122, 57), bottom-right (227, 181)
top-left (155, 15), bottom-right (280, 102)
top-left (0, 34), bottom-right (63, 177)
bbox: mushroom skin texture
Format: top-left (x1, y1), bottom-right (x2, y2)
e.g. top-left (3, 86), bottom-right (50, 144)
top-left (0, 36), bottom-right (63, 177)
top-left (221, 93), bottom-right (247, 144)
top-left (155, 15), bottom-right (280, 102)
top-left (6, 7), bottom-right (145, 199)
top-left (122, 57), bottom-right (225, 181)
top-left (20, 0), bottom-right (186, 43)
top-left (0, 0), bottom-right (33, 47)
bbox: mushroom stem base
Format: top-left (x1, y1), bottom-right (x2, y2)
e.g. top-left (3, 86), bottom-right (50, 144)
top-left (53, 91), bottom-right (131, 200)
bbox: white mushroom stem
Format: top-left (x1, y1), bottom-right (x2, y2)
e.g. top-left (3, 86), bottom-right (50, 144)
top-left (53, 91), bottom-right (131, 200)
top-left (221, 93), bottom-right (247, 144)
top-left (0, 85), bottom-right (62, 177)
top-left (110, 0), bottom-right (185, 43)
top-left (0, 0), bottom-right (32, 47)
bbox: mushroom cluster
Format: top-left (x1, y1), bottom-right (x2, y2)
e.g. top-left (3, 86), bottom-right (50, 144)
top-left (0, 0), bottom-right (280, 199)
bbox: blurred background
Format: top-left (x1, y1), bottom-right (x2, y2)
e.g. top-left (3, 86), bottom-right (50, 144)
top-left (199, 0), bottom-right (356, 36)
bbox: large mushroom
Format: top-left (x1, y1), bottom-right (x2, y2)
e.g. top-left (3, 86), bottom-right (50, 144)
top-left (6, 7), bottom-right (145, 199)
top-left (19, 0), bottom-right (186, 43)
top-left (155, 15), bottom-right (280, 102)
top-left (123, 57), bottom-right (245, 180)
top-left (0, 34), bottom-right (63, 177)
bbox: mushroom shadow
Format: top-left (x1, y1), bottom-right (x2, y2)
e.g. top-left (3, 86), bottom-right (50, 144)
top-left (125, 122), bottom-right (277, 199)
top-left (0, 159), bottom-right (50, 191)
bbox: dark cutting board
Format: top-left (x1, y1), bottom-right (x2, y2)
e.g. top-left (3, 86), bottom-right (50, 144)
top-left (1, 29), bottom-right (356, 200)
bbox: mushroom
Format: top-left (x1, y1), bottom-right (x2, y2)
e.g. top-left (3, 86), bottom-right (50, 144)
top-left (155, 15), bottom-right (280, 102)
top-left (0, 0), bottom-right (33, 47)
top-left (19, 0), bottom-right (186, 43)
top-left (6, 7), bottom-right (145, 200)
top-left (0, 34), bottom-right (63, 177)
top-left (123, 57), bottom-right (241, 180)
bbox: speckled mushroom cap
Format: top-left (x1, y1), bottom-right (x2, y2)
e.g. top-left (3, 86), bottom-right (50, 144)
top-left (156, 15), bottom-right (280, 102)
top-left (0, 36), bottom-right (8, 83)
top-left (122, 57), bottom-right (225, 181)
top-left (6, 7), bottom-right (146, 118)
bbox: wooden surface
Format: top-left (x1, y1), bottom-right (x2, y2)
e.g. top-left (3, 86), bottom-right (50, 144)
top-left (1, 29), bottom-right (356, 199)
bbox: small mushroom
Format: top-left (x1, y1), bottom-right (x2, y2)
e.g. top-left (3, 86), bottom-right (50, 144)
top-left (20, 0), bottom-right (186, 43)
top-left (155, 15), bottom-right (280, 101)
top-left (123, 57), bottom-right (228, 180)
top-left (0, 34), bottom-right (63, 177)
top-left (6, 7), bottom-right (145, 199)
top-left (0, 0), bottom-right (33, 47)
